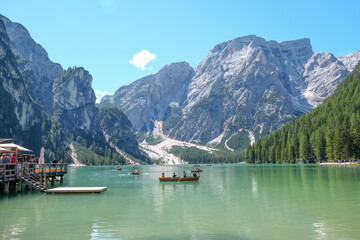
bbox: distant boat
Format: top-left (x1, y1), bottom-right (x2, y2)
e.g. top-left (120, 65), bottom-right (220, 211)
top-left (131, 171), bottom-right (140, 175)
top-left (159, 176), bottom-right (200, 182)
top-left (191, 169), bottom-right (203, 173)
top-left (206, 165), bottom-right (212, 166)
top-left (116, 167), bottom-right (122, 170)
top-left (194, 164), bottom-right (200, 167)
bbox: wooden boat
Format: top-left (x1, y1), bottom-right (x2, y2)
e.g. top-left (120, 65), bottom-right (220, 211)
top-left (194, 164), bottom-right (200, 167)
top-left (159, 176), bottom-right (200, 182)
top-left (116, 167), bottom-right (122, 170)
top-left (131, 171), bottom-right (140, 175)
top-left (191, 169), bottom-right (203, 173)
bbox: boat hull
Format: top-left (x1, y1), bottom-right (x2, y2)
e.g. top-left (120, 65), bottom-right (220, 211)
top-left (191, 170), bottom-right (203, 173)
top-left (159, 176), bottom-right (200, 182)
top-left (131, 172), bottom-right (140, 175)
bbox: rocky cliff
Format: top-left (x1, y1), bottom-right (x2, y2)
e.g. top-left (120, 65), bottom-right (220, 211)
top-left (0, 15), bottom-right (143, 163)
top-left (1, 14), bottom-right (63, 115)
top-left (52, 67), bottom-right (103, 141)
top-left (102, 62), bottom-right (193, 131)
top-left (0, 17), bottom-right (44, 152)
top-left (103, 35), bottom-right (358, 151)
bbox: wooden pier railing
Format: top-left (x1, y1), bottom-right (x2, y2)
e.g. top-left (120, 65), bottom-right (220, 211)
top-left (0, 163), bottom-right (67, 194)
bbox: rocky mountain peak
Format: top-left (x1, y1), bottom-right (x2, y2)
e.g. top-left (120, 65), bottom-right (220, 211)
top-left (0, 14), bottom-right (63, 81)
top-left (338, 51), bottom-right (360, 72)
top-left (53, 67), bottom-right (96, 110)
top-left (102, 61), bottom-right (194, 131)
top-left (104, 35), bottom-right (359, 150)
top-left (0, 14), bottom-right (63, 115)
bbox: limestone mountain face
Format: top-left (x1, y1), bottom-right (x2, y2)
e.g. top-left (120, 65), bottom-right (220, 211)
top-left (98, 107), bottom-right (141, 158)
top-left (0, 18), bottom-right (43, 152)
top-left (0, 15), bottom-right (143, 162)
top-left (101, 62), bottom-right (194, 131)
top-left (52, 68), bottom-right (143, 160)
top-left (338, 51), bottom-right (360, 72)
top-left (104, 35), bottom-right (358, 149)
top-left (52, 67), bottom-right (101, 140)
top-left (1, 14), bottom-right (63, 115)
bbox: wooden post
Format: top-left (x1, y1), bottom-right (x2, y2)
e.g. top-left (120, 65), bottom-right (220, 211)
top-left (51, 177), bottom-right (54, 186)
top-left (16, 181), bottom-right (22, 193)
top-left (4, 182), bottom-right (9, 195)
top-left (60, 176), bottom-right (64, 184)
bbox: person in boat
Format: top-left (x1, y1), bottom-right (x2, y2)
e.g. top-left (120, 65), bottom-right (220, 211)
top-left (193, 172), bottom-right (197, 177)
top-left (134, 169), bottom-right (139, 173)
top-left (161, 172), bottom-right (165, 178)
top-left (172, 172), bottom-right (177, 178)
top-left (183, 171), bottom-right (186, 178)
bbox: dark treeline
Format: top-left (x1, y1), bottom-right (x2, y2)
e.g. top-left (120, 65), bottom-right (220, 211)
top-left (246, 63), bottom-right (360, 163)
top-left (41, 116), bottom-right (127, 165)
top-left (171, 146), bottom-right (243, 163)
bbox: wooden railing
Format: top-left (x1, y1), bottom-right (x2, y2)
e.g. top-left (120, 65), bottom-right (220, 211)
top-left (0, 163), bottom-right (67, 182)
top-left (0, 163), bottom-right (18, 181)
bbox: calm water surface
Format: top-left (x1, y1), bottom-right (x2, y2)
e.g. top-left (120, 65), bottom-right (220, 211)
top-left (0, 164), bottom-right (359, 240)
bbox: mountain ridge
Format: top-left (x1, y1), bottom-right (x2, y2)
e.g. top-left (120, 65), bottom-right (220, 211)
top-left (103, 35), bottom-right (359, 155)
top-left (0, 15), bottom-right (144, 164)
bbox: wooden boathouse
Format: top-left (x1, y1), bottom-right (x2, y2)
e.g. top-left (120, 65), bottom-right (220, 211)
top-left (0, 162), bottom-right (67, 194)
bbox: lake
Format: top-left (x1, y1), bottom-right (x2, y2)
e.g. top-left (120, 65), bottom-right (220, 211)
top-left (0, 164), bottom-right (359, 240)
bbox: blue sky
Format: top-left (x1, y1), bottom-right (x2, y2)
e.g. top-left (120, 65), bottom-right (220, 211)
top-left (1, 0), bottom-right (359, 102)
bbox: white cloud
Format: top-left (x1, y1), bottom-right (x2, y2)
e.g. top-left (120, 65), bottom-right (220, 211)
top-left (129, 50), bottom-right (157, 70)
top-left (94, 89), bottom-right (111, 103)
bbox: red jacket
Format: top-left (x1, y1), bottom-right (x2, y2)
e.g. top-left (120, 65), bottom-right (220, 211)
top-left (10, 156), bottom-right (17, 164)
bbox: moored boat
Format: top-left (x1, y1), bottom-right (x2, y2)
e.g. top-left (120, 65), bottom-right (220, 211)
top-left (159, 176), bottom-right (200, 182)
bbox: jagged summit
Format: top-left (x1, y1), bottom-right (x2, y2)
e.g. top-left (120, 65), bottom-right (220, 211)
top-left (104, 35), bottom-right (359, 152)
top-left (101, 61), bottom-right (194, 131)
top-left (338, 51), bottom-right (360, 72)
top-left (0, 15), bottom-right (144, 163)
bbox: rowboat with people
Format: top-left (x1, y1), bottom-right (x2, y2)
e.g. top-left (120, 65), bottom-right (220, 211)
top-left (159, 176), bottom-right (200, 182)
top-left (191, 168), bottom-right (203, 173)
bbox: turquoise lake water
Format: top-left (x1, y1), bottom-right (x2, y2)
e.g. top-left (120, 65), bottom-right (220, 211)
top-left (0, 164), bottom-right (359, 240)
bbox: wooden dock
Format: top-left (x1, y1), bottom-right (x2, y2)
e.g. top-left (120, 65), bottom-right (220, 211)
top-left (1, 162), bottom-right (67, 194)
top-left (46, 187), bottom-right (107, 194)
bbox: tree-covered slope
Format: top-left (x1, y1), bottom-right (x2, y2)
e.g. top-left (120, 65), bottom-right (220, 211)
top-left (246, 63), bottom-right (360, 163)
top-left (0, 16), bottom-right (145, 165)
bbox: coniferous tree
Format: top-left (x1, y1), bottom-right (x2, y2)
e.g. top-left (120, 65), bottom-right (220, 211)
top-left (245, 63), bottom-right (360, 163)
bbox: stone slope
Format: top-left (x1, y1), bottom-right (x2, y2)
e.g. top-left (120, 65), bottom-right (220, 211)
top-left (0, 15), bottom-right (143, 162)
top-left (104, 35), bottom-right (359, 150)
top-left (0, 17), bottom-right (44, 153)
top-left (1, 14), bottom-right (63, 114)
top-left (102, 62), bottom-right (193, 131)
top-left (338, 51), bottom-right (360, 72)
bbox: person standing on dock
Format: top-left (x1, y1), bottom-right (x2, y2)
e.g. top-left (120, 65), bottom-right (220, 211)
top-left (10, 154), bottom-right (17, 174)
